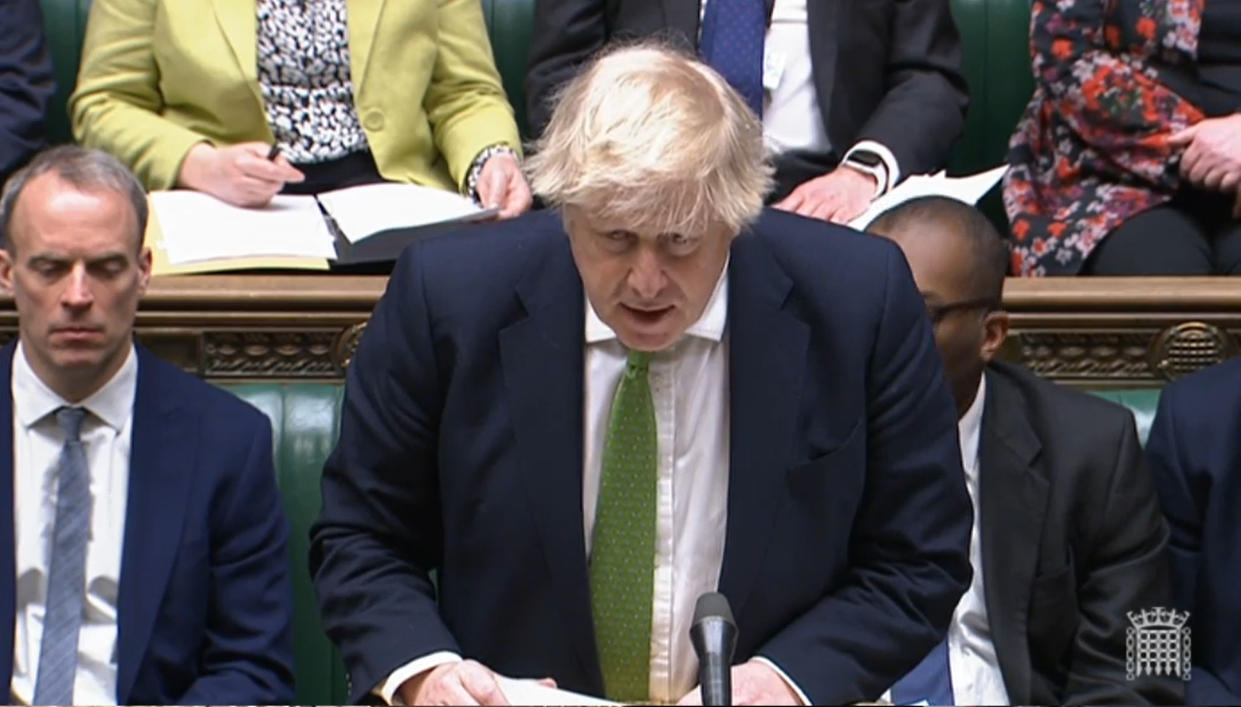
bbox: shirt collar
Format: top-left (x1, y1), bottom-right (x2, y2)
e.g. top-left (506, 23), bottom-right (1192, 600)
top-left (13, 341), bottom-right (138, 432)
top-left (957, 374), bottom-right (985, 471)
top-left (585, 257), bottom-right (729, 345)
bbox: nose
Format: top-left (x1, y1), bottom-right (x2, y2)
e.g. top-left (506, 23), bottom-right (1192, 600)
top-left (627, 246), bottom-right (666, 300)
top-left (61, 263), bottom-right (93, 310)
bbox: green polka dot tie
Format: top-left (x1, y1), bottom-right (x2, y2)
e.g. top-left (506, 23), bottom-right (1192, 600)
top-left (590, 350), bottom-right (658, 702)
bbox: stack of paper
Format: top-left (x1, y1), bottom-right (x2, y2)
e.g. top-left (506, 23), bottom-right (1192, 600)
top-left (316, 183), bottom-right (497, 244)
top-left (149, 191), bottom-right (337, 265)
top-left (146, 183), bottom-right (498, 274)
top-left (495, 676), bottom-right (617, 706)
top-left (848, 165), bottom-right (1009, 231)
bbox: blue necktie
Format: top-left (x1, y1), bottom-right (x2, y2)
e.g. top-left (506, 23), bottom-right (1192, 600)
top-left (33, 406), bottom-right (90, 705)
top-left (891, 639), bottom-right (955, 706)
top-left (699, 0), bottom-right (766, 116)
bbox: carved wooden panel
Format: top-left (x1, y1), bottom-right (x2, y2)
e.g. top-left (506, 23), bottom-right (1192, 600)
top-left (0, 274), bottom-right (1236, 385)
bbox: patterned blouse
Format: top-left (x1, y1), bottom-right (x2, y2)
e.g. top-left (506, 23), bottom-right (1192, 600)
top-left (1003, 0), bottom-right (1206, 276)
top-left (256, 0), bottom-right (369, 164)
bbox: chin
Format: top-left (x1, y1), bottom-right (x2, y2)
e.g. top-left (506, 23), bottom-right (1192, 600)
top-left (617, 328), bottom-right (681, 352)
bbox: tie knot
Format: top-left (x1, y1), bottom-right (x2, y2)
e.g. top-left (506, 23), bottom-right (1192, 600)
top-left (55, 406), bottom-right (86, 442)
top-left (625, 350), bottom-right (651, 375)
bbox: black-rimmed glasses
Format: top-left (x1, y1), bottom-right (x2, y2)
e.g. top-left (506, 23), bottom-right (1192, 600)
top-left (925, 297), bottom-right (1000, 326)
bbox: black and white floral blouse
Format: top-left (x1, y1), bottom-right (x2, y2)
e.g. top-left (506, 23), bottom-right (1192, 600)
top-left (256, 0), bottom-right (368, 164)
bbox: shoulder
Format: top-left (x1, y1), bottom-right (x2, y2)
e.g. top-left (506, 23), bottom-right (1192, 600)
top-left (988, 360), bottom-right (1138, 446)
top-left (138, 349), bottom-right (270, 434)
top-left (736, 208), bottom-right (907, 298)
top-left (394, 210), bottom-right (568, 293)
top-left (1159, 356), bottom-right (1241, 415)
top-left (742, 208), bottom-right (899, 266)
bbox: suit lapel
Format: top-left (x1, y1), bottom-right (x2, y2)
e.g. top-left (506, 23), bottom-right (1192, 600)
top-left (717, 233), bottom-right (808, 620)
top-left (0, 344), bottom-right (15, 695)
top-left (346, 0), bottom-right (388, 99)
top-left (809, 0), bottom-right (841, 148)
top-left (978, 368), bottom-right (1048, 705)
top-left (211, 0), bottom-right (259, 87)
top-left (115, 347), bottom-right (197, 704)
top-left (499, 240), bottom-right (601, 690)
top-left (661, 0), bottom-right (700, 44)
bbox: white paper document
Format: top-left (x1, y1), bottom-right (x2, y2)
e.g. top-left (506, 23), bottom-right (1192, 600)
top-left (496, 676), bottom-right (618, 706)
top-left (149, 191), bottom-right (338, 265)
top-left (848, 165), bottom-right (1009, 231)
top-left (316, 182), bottom-right (497, 243)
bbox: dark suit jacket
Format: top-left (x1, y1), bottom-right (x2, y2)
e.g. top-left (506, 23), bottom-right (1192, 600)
top-left (524, 0), bottom-right (968, 199)
top-left (310, 208), bottom-right (972, 704)
top-left (979, 362), bottom-right (1180, 705)
top-left (1146, 357), bottom-right (1241, 704)
top-left (0, 343), bottom-right (295, 704)
top-left (0, 0), bottom-right (54, 185)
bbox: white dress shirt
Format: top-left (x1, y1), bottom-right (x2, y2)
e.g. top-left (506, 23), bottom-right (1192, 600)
top-left (882, 376), bottom-right (1009, 705)
top-left (381, 265), bottom-right (806, 704)
top-left (947, 375), bottom-right (1010, 705)
top-left (700, 0), bottom-right (902, 194)
top-left (10, 342), bottom-right (137, 705)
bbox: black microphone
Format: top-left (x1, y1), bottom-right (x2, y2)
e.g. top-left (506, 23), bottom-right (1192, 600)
top-left (690, 592), bottom-right (738, 706)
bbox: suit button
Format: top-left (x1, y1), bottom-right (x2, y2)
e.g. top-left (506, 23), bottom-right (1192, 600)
top-left (363, 111), bottom-right (384, 131)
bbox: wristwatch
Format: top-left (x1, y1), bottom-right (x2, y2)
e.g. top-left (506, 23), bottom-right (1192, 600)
top-left (842, 149), bottom-right (888, 196)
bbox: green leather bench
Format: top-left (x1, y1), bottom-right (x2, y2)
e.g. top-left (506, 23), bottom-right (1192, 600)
top-left (228, 384), bottom-right (350, 705)
top-left (220, 380), bottom-right (1165, 706)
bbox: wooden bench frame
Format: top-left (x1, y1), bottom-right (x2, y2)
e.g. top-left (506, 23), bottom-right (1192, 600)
top-left (0, 276), bottom-right (1235, 386)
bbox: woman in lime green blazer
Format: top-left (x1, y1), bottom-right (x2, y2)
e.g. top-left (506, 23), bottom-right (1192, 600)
top-left (70, 0), bottom-right (531, 215)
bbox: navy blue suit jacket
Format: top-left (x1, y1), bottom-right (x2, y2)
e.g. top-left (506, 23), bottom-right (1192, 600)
top-left (1146, 357), bottom-right (1241, 704)
top-left (0, 343), bottom-right (295, 704)
top-left (0, 0), bottom-right (54, 184)
top-left (311, 209), bottom-right (972, 704)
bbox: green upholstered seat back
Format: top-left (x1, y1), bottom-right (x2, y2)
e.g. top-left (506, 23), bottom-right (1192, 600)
top-left (224, 383), bottom-right (349, 706)
top-left (947, 0), bottom-right (1033, 175)
top-left (947, 0), bottom-right (1033, 227)
top-left (37, 0), bottom-right (90, 146)
top-left (480, 0), bottom-right (536, 138)
top-left (1089, 388), bottom-right (1163, 447)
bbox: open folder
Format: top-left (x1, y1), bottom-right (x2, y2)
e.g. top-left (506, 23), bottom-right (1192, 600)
top-left (145, 183), bottom-right (497, 274)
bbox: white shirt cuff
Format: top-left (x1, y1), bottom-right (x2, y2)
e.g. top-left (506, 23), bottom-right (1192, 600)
top-left (752, 656), bottom-right (811, 706)
top-left (844, 140), bottom-right (902, 196)
top-left (377, 651), bottom-right (463, 705)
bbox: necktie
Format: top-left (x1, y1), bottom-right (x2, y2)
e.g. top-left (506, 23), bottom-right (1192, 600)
top-left (589, 350), bottom-right (658, 702)
top-left (33, 406), bottom-right (90, 706)
top-left (891, 639), bottom-right (955, 706)
top-left (699, 0), bottom-right (767, 116)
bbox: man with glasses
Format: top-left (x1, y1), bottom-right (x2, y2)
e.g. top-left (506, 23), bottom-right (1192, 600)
top-left (869, 197), bottom-right (1182, 705)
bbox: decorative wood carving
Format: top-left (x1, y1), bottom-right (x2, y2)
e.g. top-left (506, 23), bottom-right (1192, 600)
top-left (0, 274), bottom-right (1235, 385)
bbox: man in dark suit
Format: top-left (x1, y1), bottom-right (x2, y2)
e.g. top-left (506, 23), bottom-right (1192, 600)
top-left (525, 0), bottom-right (967, 224)
top-left (0, 0), bottom-right (54, 185)
top-left (1146, 357), bottom-right (1241, 704)
top-left (0, 146), bottom-right (294, 704)
top-left (311, 45), bottom-right (970, 706)
top-left (870, 197), bottom-right (1182, 705)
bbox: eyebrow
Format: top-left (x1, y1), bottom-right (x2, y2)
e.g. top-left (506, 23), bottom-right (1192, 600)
top-left (27, 252), bottom-right (130, 266)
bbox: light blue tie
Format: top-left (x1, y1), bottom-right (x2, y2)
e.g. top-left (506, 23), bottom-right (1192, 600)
top-left (891, 639), bottom-right (955, 706)
top-left (33, 406), bottom-right (89, 705)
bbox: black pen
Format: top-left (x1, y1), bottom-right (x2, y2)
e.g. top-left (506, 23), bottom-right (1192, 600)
top-left (266, 144), bottom-right (282, 161)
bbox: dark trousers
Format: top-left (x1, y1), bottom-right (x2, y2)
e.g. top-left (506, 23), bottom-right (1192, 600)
top-left (1083, 188), bottom-right (1241, 275)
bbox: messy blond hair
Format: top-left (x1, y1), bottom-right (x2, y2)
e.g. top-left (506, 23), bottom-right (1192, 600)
top-left (526, 42), bottom-right (773, 236)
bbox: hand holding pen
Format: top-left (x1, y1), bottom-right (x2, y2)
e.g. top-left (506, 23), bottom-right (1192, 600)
top-left (177, 141), bottom-right (306, 208)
